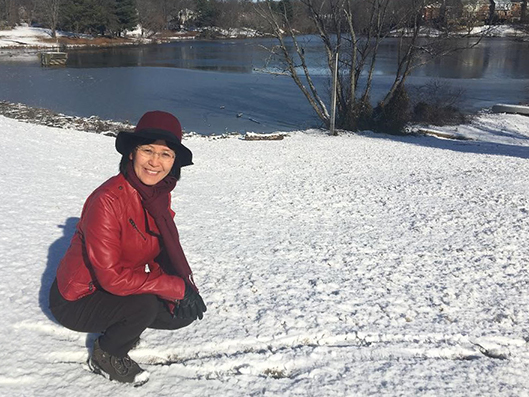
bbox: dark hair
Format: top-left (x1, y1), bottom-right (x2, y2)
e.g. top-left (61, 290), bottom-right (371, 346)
top-left (119, 136), bottom-right (182, 181)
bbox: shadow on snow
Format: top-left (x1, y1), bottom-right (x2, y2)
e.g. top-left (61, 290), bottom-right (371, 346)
top-left (363, 132), bottom-right (529, 160)
top-left (39, 216), bottom-right (79, 323)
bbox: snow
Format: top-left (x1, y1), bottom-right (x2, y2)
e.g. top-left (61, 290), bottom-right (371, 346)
top-left (470, 24), bottom-right (529, 38)
top-left (0, 25), bottom-right (65, 49)
top-left (1, 111), bottom-right (529, 395)
top-left (0, 24), bottom-right (193, 61)
top-left (0, 25), bottom-right (89, 62)
top-left (200, 26), bottom-right (262, 38)
top-left (390, 24), bottom-right (527, 38)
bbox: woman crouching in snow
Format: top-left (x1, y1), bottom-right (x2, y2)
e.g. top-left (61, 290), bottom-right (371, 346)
top-left (49, 111), bottom-right (206, 386)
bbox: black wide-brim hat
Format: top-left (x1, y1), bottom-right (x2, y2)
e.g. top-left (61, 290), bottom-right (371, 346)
top-left (116, 111), bottom-right (193, 167)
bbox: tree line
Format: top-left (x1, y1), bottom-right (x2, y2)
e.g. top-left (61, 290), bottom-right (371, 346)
top-left (0, 0), bottom-right (267, 37)
top-left (0, 0), bottom-right (138, 36)
top-left (2, 0), bottom-right (526, 39)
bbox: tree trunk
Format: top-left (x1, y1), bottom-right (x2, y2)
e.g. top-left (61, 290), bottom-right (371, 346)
top-left (42, 0), bottom-right (60, 38)
top-left (488, 0), bottom-right (496, 24)
top-left (256, 0), bottom-right (490, 134)
top-left (439, 0), bottom-right (447, 29)
top-left (256, 0), bottom-right (330, 126)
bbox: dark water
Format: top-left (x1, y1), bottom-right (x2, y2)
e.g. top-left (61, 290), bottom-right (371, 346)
top-left (0, 36), bottom-right (528, 134)
top-left (66, 39), bottom-right (269, 73)
top-left (64, 37), bottom-right (529, 79)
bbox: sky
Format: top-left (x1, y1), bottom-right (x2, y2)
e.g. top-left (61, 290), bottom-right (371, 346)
top-left (1, 110), bottom-right (529, 396)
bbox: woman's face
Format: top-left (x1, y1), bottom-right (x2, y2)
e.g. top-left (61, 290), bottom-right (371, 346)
top-left (130, 139), bottom-right (176, 185)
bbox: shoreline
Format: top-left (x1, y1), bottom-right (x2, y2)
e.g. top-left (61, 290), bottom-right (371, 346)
top-left (0, 100), bottom-right (292, 141)
top-left (1, 24), bottom-right (527, 52)
top-left (1, 24), bottom-right (526, 65)
top-left (0, 32), bottom-right (199, 61)
top-left (2, 98), bottom-right (529, 149)
top-left (0, 100), bottom-right (253, 137)
top-left (0, 25), bottom-right (268, 53)
top-left (0, 30), bottom-right (271, 63)
top-left (0, 100), bottom-right (132, 135)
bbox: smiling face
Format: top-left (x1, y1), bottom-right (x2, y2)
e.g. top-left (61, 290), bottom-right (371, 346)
top-left (130, 140), bottom-right (176, 185)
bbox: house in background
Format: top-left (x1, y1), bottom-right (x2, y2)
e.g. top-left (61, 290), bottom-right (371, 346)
top-left (494, 0), bottom-right (521, 21)
top-left (424, 0), bottom-right (526, 24)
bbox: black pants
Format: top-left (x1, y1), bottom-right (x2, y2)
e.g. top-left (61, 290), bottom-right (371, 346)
top-left (49, 279), bottom-right (193, 358)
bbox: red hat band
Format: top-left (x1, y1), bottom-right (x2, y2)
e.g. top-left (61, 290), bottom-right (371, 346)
top-left (135, 111), bottom-right (183, 142)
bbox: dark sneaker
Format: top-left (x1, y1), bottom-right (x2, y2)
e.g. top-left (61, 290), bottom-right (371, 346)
top-left (88, 338), bottom-right (150, 386)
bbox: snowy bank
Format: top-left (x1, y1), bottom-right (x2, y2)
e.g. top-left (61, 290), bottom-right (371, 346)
top-left (0, 25), bottom-right (197, 59)
top-left (391, 24), bottom-right (529, 38)
top-left (0, 25), bottom-right (60, 49)
top-left (1, 113), bottom-right (529, 396)
top-left (1, 23), bottom-right (527, 52)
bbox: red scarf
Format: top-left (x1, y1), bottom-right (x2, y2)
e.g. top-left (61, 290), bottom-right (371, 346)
top-left (125, 162), bottom-right (198, 292)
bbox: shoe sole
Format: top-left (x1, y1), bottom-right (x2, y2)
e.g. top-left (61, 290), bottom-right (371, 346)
top-left (88, 357), bottom-right (149, 387)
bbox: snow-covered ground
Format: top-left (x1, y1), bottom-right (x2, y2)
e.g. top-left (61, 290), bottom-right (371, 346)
top-left (392, 23), bottom-right (528, 38)
top-left (1, 111), bottom-right (529, 396)
top-left (0, 25), bottom-right (61, 48)
top-left (0, 24), bottom-right (193, 60)
top-left (0, 24), bottom-right (250, 53)
top-left (476, 24), bottom-right (529, 37)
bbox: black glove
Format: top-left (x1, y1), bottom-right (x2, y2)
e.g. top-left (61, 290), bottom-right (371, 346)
top-left (177, 283), bottom-right (207, 320)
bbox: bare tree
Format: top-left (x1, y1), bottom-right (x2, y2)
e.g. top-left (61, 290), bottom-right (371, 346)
top-left (137, 0), bottom-right (196, 34)
top-left (256, 0), bottom-right (331, 124)
top-left (38, 0), bottom-right (61, 37)
top-left (1, 0), bottom-right (18, 26)
top-left (18, 0), bottom-right (39, 24)
top-left (257, 0), bottom-right (484, 133)
top-left (137, 0), bottom-right (166, 34)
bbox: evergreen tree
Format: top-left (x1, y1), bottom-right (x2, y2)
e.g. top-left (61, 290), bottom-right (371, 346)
top-left (59, 0), bottom-right (117, 36)
top-left (86, 0), bottom-right (117, 36)
top-left (59, 0), bottom-right (85, 33)
top-left (195, 0), bottom-right (217, 27)
top-left (114, 0), bottom-right (138, 35)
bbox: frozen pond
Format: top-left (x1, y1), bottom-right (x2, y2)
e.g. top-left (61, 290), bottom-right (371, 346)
top-left (0, 37), bottom-right (527, 134)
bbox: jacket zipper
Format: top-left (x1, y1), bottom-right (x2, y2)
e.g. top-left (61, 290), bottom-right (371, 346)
top-left (129, 218), bottom-right (147, 241)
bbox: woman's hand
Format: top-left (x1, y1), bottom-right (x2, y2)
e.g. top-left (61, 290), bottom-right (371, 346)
top-left (177, 284), bottom-right (207, 320)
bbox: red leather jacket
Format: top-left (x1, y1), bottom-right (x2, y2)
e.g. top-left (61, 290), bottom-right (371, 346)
top-left (56, 173), bottom-right (186, 302)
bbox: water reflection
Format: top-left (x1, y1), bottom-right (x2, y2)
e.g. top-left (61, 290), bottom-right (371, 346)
top-left (66, 40), bottom-right (264, 73)
top-left (414, 46), bottom-right (490, 79)
top-left (413, 39), bottom-right (529, 79)
top-left (63, 36), bottom-right (529, 79)
top-left (1, 34), bottom-right (525, 80)
top-left (372, 37), bottom-right (529, 79)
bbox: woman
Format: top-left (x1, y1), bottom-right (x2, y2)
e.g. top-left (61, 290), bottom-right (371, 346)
top-left (49, 111), bottom-right (206, 386)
